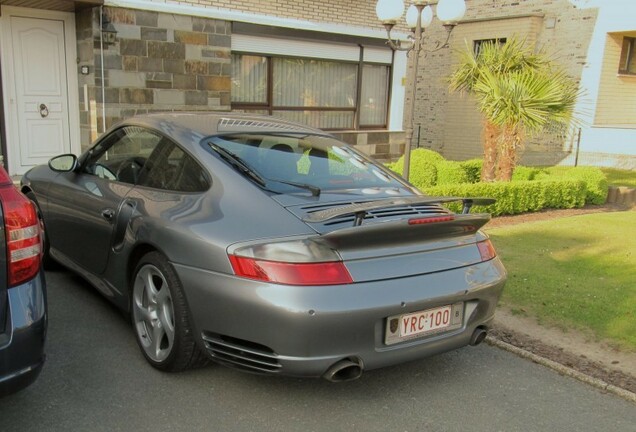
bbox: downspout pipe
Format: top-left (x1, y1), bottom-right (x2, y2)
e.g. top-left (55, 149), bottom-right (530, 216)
top-left (99, 6), bottom-right (107, 135)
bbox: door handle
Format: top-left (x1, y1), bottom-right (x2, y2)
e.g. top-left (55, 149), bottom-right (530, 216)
top-left (39, 103), bottom-right (49, 118)
top-left (101, 208), bottom-right (115, 220)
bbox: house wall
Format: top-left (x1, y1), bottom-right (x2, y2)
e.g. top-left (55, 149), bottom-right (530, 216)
top-left (74, 1), bottom-right (406, 160)
top-left (76, 0), bottom-right (634, 169)
top-left (564, 0), bottom-right (636, 169)
top-left (410, 0), bottom-right (598, 165)
top-left (441, 15), bottom-right (544, 161)
top-left (173, 0), bottom-right (380, 29)
top-left (594, 33), bottom-right (636, 126)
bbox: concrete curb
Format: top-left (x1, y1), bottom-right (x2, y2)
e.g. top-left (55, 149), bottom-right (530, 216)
top-left (486, 336), bottom-right (636, 404)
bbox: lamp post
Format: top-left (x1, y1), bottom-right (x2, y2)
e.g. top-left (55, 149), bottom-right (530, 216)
top-left (376, 0), bottom-right (466, 181)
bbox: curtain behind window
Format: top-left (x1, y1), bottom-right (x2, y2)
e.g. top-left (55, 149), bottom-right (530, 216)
top-left (360, 64), bottom-right (389, 127)
top-left (272, 58), bottom-right (357, 107)
top-left (231, 55), bottom-right (267, 103)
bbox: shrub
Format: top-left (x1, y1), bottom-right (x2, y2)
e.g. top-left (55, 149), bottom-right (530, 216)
top-left (391, 149), bottom-right (443, 188)
top-left (391, 149), bottom-right (444, 175)
top-left (423, 179), bottom-right (586, 216)
top-left (384, 161), bottom-right (398, 173)
top-left (512, 166), bottom-right (542, 181)
top-left (436, 160), bottom-right (470, 185)
top-left (540, 166), bottom-right (609, 205)
top-left (409, 162), bottom-right (438, 189)
top-left (459, 159), bottom-right (483, 183)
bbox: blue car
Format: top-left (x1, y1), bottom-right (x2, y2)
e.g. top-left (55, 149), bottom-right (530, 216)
top-left (0, 166), bottom-right (46, 397)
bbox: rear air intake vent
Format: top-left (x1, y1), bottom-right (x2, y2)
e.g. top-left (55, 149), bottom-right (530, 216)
top-left (218, 118), bottom-right (308, 133)
top-left (202, 333), bottom-right (281, 373)
top-left (302, 201), bottom-right (452, 228)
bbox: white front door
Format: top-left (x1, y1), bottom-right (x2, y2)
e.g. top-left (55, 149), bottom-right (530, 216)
top-left (1, 7), bottom-right (80, 175)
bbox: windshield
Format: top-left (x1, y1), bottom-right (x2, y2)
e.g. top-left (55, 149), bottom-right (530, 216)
top-left (205, 133), bottom-right (406, 193)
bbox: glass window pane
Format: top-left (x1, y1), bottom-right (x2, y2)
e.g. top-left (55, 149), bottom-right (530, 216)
top-left (231, 54), bottom-right (268, 103)
top-left (272, 110), bottom-right (354, 130)
top-left (207, 134), bottom-right (404, 192)
top-left (360, 64), bottom-right (389, 126)
top-left (86, 126), bottom-right (162, 184)
top-left (139, 141), bottom-right (209, 192)
top-left (272, 58), bottom-right (357, 108)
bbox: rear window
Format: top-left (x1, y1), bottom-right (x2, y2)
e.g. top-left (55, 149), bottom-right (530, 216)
top-left (205, 134), bottom-right (404, 192)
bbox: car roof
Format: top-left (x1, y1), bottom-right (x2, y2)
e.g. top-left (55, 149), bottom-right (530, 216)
top-left (117, 112), bottom-right (331, 148)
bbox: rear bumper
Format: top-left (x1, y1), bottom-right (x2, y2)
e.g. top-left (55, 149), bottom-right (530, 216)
top-left (175, 258), bottom-right (506, 378)
top-left (0, 272), bottom-right (47, 397)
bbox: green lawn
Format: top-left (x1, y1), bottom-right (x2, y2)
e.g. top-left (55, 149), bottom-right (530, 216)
top-left (487, 211), bottom-right (636, 351)
top-left (600, 167), bottom-right (636, 188)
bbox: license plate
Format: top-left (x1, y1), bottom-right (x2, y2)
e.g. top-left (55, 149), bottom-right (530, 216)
top-left (384, 302), bottom-right (463, 345)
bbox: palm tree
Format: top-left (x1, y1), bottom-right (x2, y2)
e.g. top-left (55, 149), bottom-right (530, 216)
top-left (448, 38), bottom-right (580, 181)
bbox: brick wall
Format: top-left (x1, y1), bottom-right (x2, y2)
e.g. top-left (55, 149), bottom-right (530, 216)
top-left (176, 0), bottom-right (381, 29)
top-left (411, 0), bottom-right (598, 165)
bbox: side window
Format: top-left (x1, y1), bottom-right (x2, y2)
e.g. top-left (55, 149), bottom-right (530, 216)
top-left (84, 126), bottom-right (163, 185)
top-left (138, 141), bottom-right (209, 192)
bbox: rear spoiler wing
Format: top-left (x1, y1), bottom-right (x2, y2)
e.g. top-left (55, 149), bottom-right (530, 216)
top-left (316, 213), bottom-right (492, 250)
top-left (302, 196), bottom-right (496, 225)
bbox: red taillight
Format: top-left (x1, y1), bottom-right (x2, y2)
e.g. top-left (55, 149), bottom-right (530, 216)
top-left (229, 255), bottom-right (353, 286)
top-left (0, 186), bottom-right (42, 287)
top-left (477, 239), bottom-right (497, 262)
top-left (408, 215), bottom-right (455, 225)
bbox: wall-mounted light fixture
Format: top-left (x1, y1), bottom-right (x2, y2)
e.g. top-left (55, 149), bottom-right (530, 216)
top-left (101, 16), bottom-right (117, 45)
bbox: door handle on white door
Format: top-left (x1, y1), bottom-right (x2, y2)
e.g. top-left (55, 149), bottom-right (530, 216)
top-left (39, 103), bottom-right (49, 118)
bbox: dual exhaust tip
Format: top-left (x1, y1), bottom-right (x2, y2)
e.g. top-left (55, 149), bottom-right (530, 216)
top-left (322, 327), bottom-right (488, 382)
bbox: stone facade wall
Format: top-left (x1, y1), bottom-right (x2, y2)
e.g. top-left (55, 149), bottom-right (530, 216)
top-left (76, 7), bottom-right (231, 150)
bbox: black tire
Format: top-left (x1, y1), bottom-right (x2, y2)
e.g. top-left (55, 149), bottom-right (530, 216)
top-left (131, 251), bottom-right (209, 372)
top-left (25, 192), bottom-right (58, 270)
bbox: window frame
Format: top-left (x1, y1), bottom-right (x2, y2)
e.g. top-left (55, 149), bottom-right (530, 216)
top-left (231, 52), bottom-right (391, 131)
top-left (618, 36), bottom-right (636, 76)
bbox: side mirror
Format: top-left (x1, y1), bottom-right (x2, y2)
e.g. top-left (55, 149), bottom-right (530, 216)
top-left (48, 154), bottom-right (78, 172)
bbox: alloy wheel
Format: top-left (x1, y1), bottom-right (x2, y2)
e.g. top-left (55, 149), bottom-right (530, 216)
top-left (132, 264), bottom-right (175, 363)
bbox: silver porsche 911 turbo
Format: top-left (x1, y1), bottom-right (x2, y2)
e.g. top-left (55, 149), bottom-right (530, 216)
top-left (21, 113), bottom-right (506, 381)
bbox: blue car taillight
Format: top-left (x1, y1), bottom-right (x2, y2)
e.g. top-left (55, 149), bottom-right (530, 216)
top-left (0, 186), bottom-right (42, 287)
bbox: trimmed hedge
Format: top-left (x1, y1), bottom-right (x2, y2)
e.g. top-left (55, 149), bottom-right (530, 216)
top-left (390, 149), bottom-right (443, 188)
top-left (459, 159), bottom-right (483, 183)
top-left (385, 148), bottom-right (607, 212)
top-left (538, 166), bottom-right (608, 205)
top-left (511, 166), bottom-right (542, 181)
top-left (423, 179), bottom-right (587, 216)
top-left (436, 160), bottom-right (470, 185)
